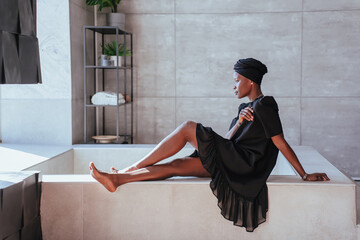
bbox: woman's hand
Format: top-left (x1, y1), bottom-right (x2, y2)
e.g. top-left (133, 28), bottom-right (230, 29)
top-left (304, 173), bottom-right (330, 181)
top-left (238, 107), bottom-right (254, 125)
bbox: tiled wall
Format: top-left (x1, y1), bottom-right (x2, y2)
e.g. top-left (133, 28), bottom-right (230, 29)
top-left (109, 0), bottom-right (359, 177)
top-left (0, 0), bottom-right (358, 177)
top-left (69, 0), bottom-right (95, 144)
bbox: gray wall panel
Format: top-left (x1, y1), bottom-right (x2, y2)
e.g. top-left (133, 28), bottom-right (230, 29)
top-left (302, 98), bottom-right (360, 177)
top-left (175, 13), bottom-right (301, 98)
top-left (303, 0), bottom-right (360, 11)
top-left (302, 11), bottom-right (360, 97)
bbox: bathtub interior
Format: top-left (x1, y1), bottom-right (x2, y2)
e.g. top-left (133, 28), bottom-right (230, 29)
top-left (25, 145), bottom-right (296, 176)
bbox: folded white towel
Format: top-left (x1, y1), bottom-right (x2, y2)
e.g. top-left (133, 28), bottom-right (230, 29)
top-left (91, 91), bottom-right (125, 105)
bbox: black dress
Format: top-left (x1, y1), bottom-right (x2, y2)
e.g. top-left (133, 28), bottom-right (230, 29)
top-left (189, 96), bottom-right (283, 232)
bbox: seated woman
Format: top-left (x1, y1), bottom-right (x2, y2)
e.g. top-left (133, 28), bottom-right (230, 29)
top-left (89, 58), bottom-right (329, 232)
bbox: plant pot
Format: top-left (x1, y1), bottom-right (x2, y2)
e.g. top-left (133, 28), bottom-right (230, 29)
top-left (110, 55), bottom-right (122, 67)
top-left (106, 13), bottom-right (125, 30)
top-left (100, 54), bottom-right (111, 66)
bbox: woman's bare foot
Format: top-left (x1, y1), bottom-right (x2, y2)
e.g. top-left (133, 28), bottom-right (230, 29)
top-left (89, 162), bottom-right (118, 192)
top-left (110, 166), bottom-right (139, 173)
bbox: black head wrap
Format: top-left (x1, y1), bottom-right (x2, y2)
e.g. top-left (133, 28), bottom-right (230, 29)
top-left (234, 58), bottom-right (268, 85)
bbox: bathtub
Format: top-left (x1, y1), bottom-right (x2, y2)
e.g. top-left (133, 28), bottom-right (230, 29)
top-left (19, 145), bottom-right (357, 240)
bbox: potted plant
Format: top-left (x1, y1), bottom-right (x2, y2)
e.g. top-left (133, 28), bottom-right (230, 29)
top-left (101, 40), bottom-right (132, 66)
top-left (85, 0), bottom-right (125, 30)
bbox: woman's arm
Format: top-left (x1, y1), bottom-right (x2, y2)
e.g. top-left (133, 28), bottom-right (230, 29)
top-left (225, 107), bottom-right (254, 139)
top-left (224, 122), bottom-right (241, 139)
top-left (271, 133), bottom-right (330, 181)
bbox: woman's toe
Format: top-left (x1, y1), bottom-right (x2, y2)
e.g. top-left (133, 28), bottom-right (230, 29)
top-left (89, 162), bottom-right (94, 170)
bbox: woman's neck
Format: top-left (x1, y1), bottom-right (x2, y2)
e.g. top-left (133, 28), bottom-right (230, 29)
top-left (248, 90), bottom-right (263, 102)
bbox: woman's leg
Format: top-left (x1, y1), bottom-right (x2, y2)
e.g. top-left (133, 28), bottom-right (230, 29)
top-left (112, 121), bottom-right (198, 173)
top-left (90, 157), bottom-right (210, 192)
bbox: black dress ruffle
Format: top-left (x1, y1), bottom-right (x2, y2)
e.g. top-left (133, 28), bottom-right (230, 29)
top-left (194, 123), bottom-right (267, 232)
top-left (190, 96), bottom-right (283, 232)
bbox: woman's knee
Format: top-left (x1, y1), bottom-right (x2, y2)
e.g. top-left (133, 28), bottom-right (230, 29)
top-left (168, 158), bottom-right (183, 168)
top-left (168, 158), bottom-right (185, 174)
top-left (179, 121), bottom-right (196, 139)
top-left (180, 120), bottom-right (197, 130)
top-left (168, 157), bottom-right (209, 177)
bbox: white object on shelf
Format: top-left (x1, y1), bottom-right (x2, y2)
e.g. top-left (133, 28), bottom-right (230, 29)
top-left (92, 135), bottom-right (117, 143)
top-left (100, 54), bottom-right (111, 66)
top-left (110, 56), bottom-right (122, 66)
top-left (91, 91), bottom-right (125, 105)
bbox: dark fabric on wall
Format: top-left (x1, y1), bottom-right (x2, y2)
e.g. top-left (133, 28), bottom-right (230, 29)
top-left (0, 172), bottom-right (42, 240)
top-left (21, 216), bottom-right (42, 240)
top-left (0, 181), bottom-right (23, 238)
top-left (18, 0), bottom-right (35, 36)
top-left (19, 35), bottom-right (40, 84)
top-left (0, 0), bottom-right (41, 84)
top-left (0, 0), bottom-right (20, 34)
top-left (22, 171), bottom-right (39, 226)
top-left (0, 31), bottom-right (3, 84)
top-left (2, 32), bottom-right (21, 84)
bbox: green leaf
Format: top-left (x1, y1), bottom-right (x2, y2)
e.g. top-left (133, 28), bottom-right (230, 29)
top-left (85, 0), bottom-right (121, 12)
top-left (101, 40), bottom-right (132, 56)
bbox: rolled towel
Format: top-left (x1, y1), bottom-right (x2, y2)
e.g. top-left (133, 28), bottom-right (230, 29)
top-left (91, 91), bottom-right (126, 105)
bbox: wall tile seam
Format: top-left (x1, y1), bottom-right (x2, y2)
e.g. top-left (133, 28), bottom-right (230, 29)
top-left (124, 11), bottom-right (300, 15)
top-left (121, 9), bottom-right (360, 15)
top-left (174, 10), bottom-right (359, 14)
top-left (174, 11), bottom-right (304, 15)
top-left (0, 98), bottom-right (74, 100)
top-left (135, 96), bottom-right (304, 99)
top-left (302, 9), bottom-right (360, 13)
top-left (4, 96), bottom-right (359, 100)
top-left (299, 96), bottom-right (360, 99)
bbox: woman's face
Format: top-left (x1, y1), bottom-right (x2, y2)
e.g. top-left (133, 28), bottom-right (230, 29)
top-left (233, 72), bottom-right (252, 99)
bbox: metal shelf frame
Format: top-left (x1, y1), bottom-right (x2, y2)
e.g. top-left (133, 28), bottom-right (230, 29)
top-left (83, 26), bottom-right (133, 144)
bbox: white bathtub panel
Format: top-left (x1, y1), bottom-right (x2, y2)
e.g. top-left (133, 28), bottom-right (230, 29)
top-left (41, 178), bottom-right (357, 239)
top-left (73, 145), bottom-right (295, 175)
top-left (82, 183), bottom-right (174, 240)
top-left (268, 184), bottom-right (356, 239)
top-left (41, 183), bottom-right (83, 240)
top-left (170, 183), bottom-right (245, 239)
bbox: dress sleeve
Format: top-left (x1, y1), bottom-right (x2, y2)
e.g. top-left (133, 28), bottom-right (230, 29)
top-left (254, 96), bottom-right (283, 138)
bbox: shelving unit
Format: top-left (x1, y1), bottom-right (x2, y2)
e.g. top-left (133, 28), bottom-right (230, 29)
top-left (83, 26), bottom-right (133, 144)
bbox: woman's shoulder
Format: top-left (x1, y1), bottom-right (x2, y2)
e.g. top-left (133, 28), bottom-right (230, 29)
top-left (254, 96), bottom-right (279, 111)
